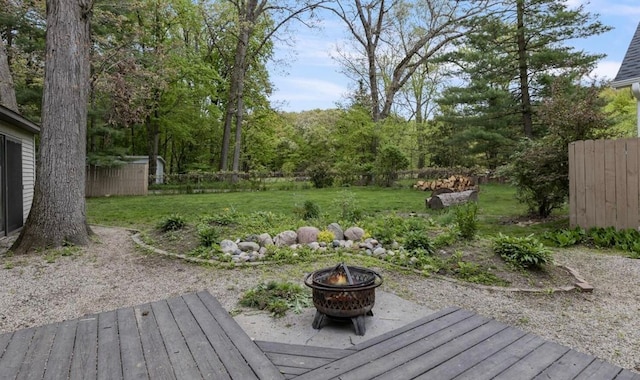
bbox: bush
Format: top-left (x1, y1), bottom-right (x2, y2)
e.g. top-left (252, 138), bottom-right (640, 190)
top-left (317, 230), bottom-right (335, 243)
top-left (544, 227), bottom-right (585, 247)
top-left (158, 214), bottom-right (187, 232)
top-left (334, 190), bottom-right (363, 222)
top-left (309, 163), bottom-right (334, 188)
top-left (374, 145), bottom-right (410, 187)
top-left (454, 202), bottom-right (478, 240)
top-left (197, 223), bottom-right (221, 247)
top-left (301, 200), bottom-right (320, 220)
top-left (493, 233), bottom-right (552, 269)
top-left (404, 231), bottom-right (434, 254)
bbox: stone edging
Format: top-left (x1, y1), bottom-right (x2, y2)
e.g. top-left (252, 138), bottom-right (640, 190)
top-left (129, 231), bottom-right (593, 294)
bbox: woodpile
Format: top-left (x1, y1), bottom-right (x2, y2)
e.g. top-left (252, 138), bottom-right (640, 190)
top-left (414, 175), bottom-right (475, 193)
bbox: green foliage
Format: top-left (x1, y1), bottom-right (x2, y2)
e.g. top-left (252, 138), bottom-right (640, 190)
top-left (544, 227), bottom-right (585, 247)
top-left (500, 139), bottom-right (568, 218)
top-left (317, 230), bottom-right (335, 243)
top-left (454, 261), bottom-right (509, 286)
top-left (294, 200), bottom-right (320, 220)
top-left (403, 231), bottom-right (435, 255)
top-left (493, 233), bottom-right (552, 269)
top-left (309, 163), bottom-right (334, 189)
top-left (334, 190), bottom-right (363, 222)
top-left (158, 214), bottom-right (187, 232)
top-left (197, 223), bottom-right (221, 247)
top-left (586, 227), bottom-right (640, 258)
top-left (453, 202), bottom-right (478, 240)
top-left (239, 281), bottom-right (312, 317)
top-left (374, 145), bottom-right (410, 187)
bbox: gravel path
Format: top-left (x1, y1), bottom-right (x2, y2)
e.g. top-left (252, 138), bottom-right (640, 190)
top-left (1, 226), bottom-right (638, 373)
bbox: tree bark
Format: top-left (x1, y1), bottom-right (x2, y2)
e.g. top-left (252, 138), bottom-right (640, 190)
top-left (516, 0), bottom-right (533, 138)
top-left (0, 36), bottom-right (18, 111)
top-left (427, 189), bottom-right (478, 210)
top-left (11, 0), bottom-right (94, 254)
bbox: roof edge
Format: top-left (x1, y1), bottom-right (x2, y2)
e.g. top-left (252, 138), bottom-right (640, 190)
top-left (611, 78), bottom-right (640, 89)
top-left (0, 104), bottom-right (40, 134)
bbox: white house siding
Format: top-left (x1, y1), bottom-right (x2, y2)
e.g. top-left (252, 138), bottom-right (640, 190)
top-left (0, 122), bottom-right (37, 222)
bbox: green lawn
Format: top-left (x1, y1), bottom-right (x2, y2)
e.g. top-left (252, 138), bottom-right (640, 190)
top-left (87, 183), bottom-right (569, 236)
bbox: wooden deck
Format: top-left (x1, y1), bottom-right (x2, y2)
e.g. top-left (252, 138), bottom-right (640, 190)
top-left (0, 291), bottom-right (638, 380)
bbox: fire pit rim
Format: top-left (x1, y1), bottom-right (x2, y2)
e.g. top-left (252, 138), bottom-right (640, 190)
top-left (303, 265), bottom-right (383, 292)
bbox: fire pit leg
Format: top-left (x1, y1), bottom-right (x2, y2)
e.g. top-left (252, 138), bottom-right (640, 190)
top-left (351, 315), bottom-right (366, 336)
top-left (312, 310), bottom-right (325, 330)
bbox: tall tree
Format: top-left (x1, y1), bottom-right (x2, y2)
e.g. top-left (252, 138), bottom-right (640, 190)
top-left (329, 0), bottom-right (494, 122)
top-left (12, 0), bottom-right (94, 253)
top-left (215, 0), bottom-right (325, 174)
top-left (0, 36), bottom-right (17, 110)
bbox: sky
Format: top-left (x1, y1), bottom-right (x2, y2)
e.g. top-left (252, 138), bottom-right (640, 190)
top-left (267, 0), bottom-right (640, 113)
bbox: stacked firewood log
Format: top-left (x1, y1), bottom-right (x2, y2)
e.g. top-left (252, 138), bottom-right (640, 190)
top-left (414, 175), bottom-right (475, 192)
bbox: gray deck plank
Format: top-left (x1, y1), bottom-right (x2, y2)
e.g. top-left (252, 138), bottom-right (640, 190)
top-left (134, 303), bottom-right (176, 380)
top-left (276, 365), bottom-right (309, 376)
top-left (151, 299), bottom-right (203, 380)
top-left (43, 319), bottom-right (78, 380)
top-left (166, 295), bottom-right (230, 379)
top-left (413, 325), bottom-right (527, 379)
top-left (385, 320), bottom-right (508, 380)
top-left (453, 333), bottom-right (546, 380)
top-left (263, 352), bottom-right (335, 370)
top-left (575, 359), bottom-right (623, 380)
top-left (0, 327), bottom-right (35, 379)
top-left (117, 308), bottom-right (148, 380)
top-left (255, 340), bottom-right (354, 360)
top-left (491, 341), bottom-right (570, 379)
top-left (70, 315), bottom-right (98, 380)
top-left (196, 290), bottom-right (285, 380)
top-left (615, 370), bottom-right (640, 380)
top-left (16, 323), bottom-right (57, 380)
top-left (293, 308), bottom-right (476, 380)
top-left (0, 331), bottom-right (13, 361)
top-left (351, 306), bottom-right (461, 350)
top-left (182, 293), bottom-right (259, 379)
top-left (98, 310), bottom-right (123, 380)
top-left (349, 317), bottom-right (501, 380)
top-left (533, 349), bottom-right (596, 380)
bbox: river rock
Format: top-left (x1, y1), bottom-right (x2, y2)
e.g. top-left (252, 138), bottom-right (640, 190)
top-left (344, 227), bottom-right (365, 241)
top-left (274, 230), bottom-right (297, 246)
top-left (297, 226), bottom-right (320, 244)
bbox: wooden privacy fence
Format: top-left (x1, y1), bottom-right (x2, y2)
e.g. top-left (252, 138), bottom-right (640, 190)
top-left (569, 138), bottom-right (640, 230)
top-left (86, 163), bottom-right (148, 197)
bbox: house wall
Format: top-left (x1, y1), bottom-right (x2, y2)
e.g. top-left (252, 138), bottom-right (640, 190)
top-left (0, 121), bottom-right (36, 222)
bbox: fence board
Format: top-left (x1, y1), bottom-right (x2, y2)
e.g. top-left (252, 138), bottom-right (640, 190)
top-left (86, 164), bottom-right (148, 197)
top-left (593, 140), bottom-right (606, 227)
top-left (584, 140), bottom-right (596, 227)
top-left (604, 140), bottom-right (617, 228)
top-left (615, 139), bottom-right (628, 230)
top-left (570, 138), bottom-right (640, 230)
top-left (569, 143), bottom-right (577, 227)
top-left (625, 139), bottom-right (639, 230)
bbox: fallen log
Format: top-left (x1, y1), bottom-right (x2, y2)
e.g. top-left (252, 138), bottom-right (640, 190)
top-left (426, 189), bottom-right (478, 210)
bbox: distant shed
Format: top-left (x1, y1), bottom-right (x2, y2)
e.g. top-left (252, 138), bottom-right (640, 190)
top-left (0, 104), bottom-right (40, 236)
top-left (127, 156), bottom-right (165, 184)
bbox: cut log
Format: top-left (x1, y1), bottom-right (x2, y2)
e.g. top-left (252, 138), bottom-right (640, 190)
top-left (427, 189), bottom-right (478, 210)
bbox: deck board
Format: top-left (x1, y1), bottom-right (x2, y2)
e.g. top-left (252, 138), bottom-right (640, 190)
top-left (0, 290), bottom-right (637, 380)
top-left (70, 315), bottom-right (98, 380)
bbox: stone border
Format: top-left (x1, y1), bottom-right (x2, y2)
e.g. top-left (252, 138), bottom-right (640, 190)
top-left (130, 231), bottom-right (593, 294)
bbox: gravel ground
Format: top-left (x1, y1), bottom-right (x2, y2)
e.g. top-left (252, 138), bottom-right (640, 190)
top-left (1, 226), bottom-right (638, 373)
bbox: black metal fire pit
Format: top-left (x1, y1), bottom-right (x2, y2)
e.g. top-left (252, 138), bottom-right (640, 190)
top-left (304, 263), bottom-right (383, 336)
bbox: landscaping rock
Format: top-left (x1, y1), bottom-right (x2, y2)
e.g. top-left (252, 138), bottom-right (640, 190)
top-left (297, 226), bottom-right (320, 244)
top-left (308, 242), bottom-right (320, 250)
top-left (274, 230), bottom-right (297, 246)
top-left (220, 240), bottom-right (238, 254)
top-left (244, 234), bottom-right (260, 243)
top-left (373, 247), bottom-right (386, 256)
top-left (258, 233), bottom-right (273, 246)
top-left (344, 227), bottom-right (365, 241)
top-left (327, 223), bottom-right (344, 240)
top-left (238, 242), bottom-right (260, 252)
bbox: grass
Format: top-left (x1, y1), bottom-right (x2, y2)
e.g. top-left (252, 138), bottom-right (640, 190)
top-left (87, 183), bottom-right (568, 238)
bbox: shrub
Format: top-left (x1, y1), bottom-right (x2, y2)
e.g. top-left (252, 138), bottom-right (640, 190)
top-left (309, 163), bottom-right (334, 188)
top-left (158, 214), bottom-right (187, 232)
top-left (493, 233), bottom-right (552, 269)
top-left (374, 145), bottom-right (410, 187)
top-left (334, 190), bottom-right (363, 222)
top-left (301, 200), bottom-right (320, 220)
top-left (197, 223), bottom-right (221, 247)
top-left (544, 227), bottom-right (585, 247)
top-left (404, 231), bottom-right (434, 255)
top-left (454, 202), bottom-right (478, 240)
top-left (317, 230), bottom-right (335, 243)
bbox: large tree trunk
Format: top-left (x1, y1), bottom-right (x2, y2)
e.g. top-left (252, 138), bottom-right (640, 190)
top-left (0, 36), bottom-right (18, 111)
top-left (11, 0), bottom-right (93, 254)
top-left (516, 0), bottom-right (533, 138)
